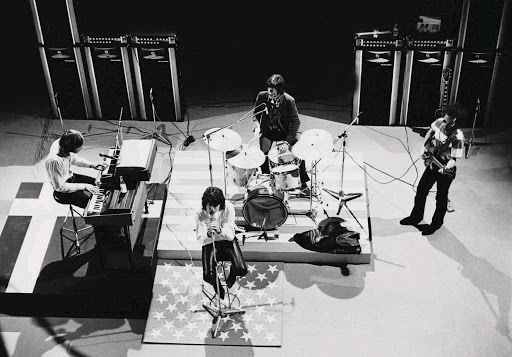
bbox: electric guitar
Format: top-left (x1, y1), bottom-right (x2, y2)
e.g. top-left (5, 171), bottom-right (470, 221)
top-left (422, 147), bottom-right (456, 179)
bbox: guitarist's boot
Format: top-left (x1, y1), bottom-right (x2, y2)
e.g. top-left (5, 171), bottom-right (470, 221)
top-left (399, 216), bottom-right (422, 226)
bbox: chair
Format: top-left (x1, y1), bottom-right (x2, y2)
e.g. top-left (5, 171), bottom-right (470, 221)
top-left (53, 192), bottom-right (94, 258)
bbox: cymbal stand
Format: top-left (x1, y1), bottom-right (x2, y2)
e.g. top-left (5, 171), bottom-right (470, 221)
top-left (324, 112), bottom-right (363, 229)
top-left (465, 98), bottom-right (486, 159)
top-left (54, 93), bottom-right (65, 132)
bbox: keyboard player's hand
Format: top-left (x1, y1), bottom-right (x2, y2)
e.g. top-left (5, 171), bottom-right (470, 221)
top-left (85, 184), bottom-right (100, 195)
top-left (92, 162), bottom-right (108, 171)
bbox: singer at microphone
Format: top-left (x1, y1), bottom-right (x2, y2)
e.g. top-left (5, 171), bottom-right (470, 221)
top-left (252, 73), bottom-right (311, 193)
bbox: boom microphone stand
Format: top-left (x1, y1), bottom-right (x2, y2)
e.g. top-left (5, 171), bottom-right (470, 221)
top-left (465, 98), bottom-right (486, 159)
top-left (323, 112), bottom-right (364, 229)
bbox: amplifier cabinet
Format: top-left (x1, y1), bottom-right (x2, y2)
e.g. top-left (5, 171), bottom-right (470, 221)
top-left (353, 37), bottom-right (403, 126)
top-left (399, 39), bottom-right (455, 127)
top-left (83, 36), bottom-right (138, 120)
top-left (129, 35), bottom-right (183, 122)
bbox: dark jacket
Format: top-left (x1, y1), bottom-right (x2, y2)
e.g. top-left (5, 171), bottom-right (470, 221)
top-left (254, 91), bottom-right (300, 145)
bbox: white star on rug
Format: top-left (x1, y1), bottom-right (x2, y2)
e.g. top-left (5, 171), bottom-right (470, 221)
top-left (240, 331), bottom-right (253, 342)
top-left (243, 314), bottom-right (254, 323)
top-left (168, 286), bottom-right (181, 295)
top-left (243, 297), bottom-right (255, 306)
top-left (245, 281), bottom-right (256, 289)
top-left (267, 265), bottom-right (279, 274)
top-left (185, 322), bottom-right (197, 331)
top-left (255, 290), bottom-right (267, 299)
top-left (254, 305), bottom-right (266, 315)
top-left (181, 278), bottom-right (192, 288)
top-left (163, 262), bottom-right (173, 271)
top-left (267, 281), bottom-right (278, 290)
top-left (171, 270), bottom-right (182, 279)
top-left (173, 330), bottom-right (185, 340)
top-left (188, 303), bottom-right (200, 312)
top-left (231, 322), bottom-right (243, 332)
top-left (177, 295), bottom-right (189, 305)
top-left (156, 294), bottom-right (168, 304)
top-left (255, 273), bottom-right (268, 282)
top-left (185, 262), bottom-right (194, 272)
top-left (190, 286), bottom-right (202, 296)
top-left (149, 329), bottom-right (162, 339)
top-left (159, 278), bottom-right (171, 286)
top-left (221, 315), bottom-right (233, 323)
top-left (266, 297), bottom-right (276, 306)
top-left (253, 323), bottom-right (265, 333)
top-left (162, 320), bottom-right (175, 330)
top-left (153, 311), bottom-right (165, 321)
top-left (265, 314), bottom-right (276, 324)
top-left (219, 331), bottom-right (230, 341)
top-left (165, 303), bottom-right (177, 313)
top-left (176, 312), bottom-right (187, 322)
top-left (247, 264), bottom-right (257, 273)
top-left (264, 332), bottom-right (276, 341)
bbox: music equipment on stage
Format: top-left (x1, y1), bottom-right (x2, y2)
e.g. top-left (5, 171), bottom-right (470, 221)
top-left (28, 0), bottom-right (93, 119)
top-left (114, 139), bottom-right (157, 182)
top-left (226, 144), bottom-right (262, 188)
top-left (353, 36), bottom-right (403, 125)
top-left (82, 36), bottom-right (138, 120)
top-left (268, 145), bottom-right (302, 191)
top-left (129, 34), bottom-right (183, 122)
top-left (421, 151), bottom-right (457, 179)
top-left (399, 38), bottom-right (455, 127)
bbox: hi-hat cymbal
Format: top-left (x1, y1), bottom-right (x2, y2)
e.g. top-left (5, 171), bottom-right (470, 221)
top-left (292, 136), bottom-right (334, 162)
top-left (203, 128), bottom-right (242, 152)
top-left (301, 128), bottom-right (333, 143)
top-left (227, 144), bottom-right (265, 169)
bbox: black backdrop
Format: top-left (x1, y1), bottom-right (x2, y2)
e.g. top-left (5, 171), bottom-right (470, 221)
top-left (1, 0), bottom-right (510, 127)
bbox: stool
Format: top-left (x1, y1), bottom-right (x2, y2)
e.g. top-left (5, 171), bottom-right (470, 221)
top-left (53, 192), bottom-right (94, 259)
top-left (202, 260), bottom-right (245, 338)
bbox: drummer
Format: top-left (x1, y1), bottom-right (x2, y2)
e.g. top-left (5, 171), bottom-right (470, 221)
top-left (252, 74), bottom-right (310, 193)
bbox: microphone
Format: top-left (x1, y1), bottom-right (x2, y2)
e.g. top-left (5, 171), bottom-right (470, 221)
top-left (99, 153), bottom-right (117, 160)
top-left (264, 104), bottom-right (269, 115)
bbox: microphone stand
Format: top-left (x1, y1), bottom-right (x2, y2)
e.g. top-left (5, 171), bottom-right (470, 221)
top-left (323, 112), bottom-right (364, 229)
top-left (465, 98), bottom-right (486, 159)
top-left (54, 93), bottom-right (65, 133)
top-left (139, 88), bottom-right (189, 146)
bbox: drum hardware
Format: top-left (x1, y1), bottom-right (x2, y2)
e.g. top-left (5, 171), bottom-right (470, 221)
top-left (327, 113), bottom-right (364, 229)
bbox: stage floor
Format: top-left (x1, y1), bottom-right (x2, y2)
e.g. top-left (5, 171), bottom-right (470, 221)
top-left (158, 150), bottom-right (371, 265)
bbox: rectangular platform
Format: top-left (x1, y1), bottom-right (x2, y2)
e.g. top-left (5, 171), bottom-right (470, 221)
top-left (158, 150), bottom-right (371, 265)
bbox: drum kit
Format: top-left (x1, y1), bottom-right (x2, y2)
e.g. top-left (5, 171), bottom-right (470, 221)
top-left (203, 126), bottom-right (334, 234)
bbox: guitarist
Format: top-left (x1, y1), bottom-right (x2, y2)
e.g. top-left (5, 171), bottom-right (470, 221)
top-left (400, 103), bottom-right (465, 235)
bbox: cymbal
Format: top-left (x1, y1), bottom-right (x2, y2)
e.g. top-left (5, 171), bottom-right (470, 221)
top-left (292, 136), bottom-right (334, 162)
top-left (203, 128), bottom-right (242, 152)
top-left (301, 128), bottom-right (333, 143)
top-left (227, 144), bottom-right (265, 169)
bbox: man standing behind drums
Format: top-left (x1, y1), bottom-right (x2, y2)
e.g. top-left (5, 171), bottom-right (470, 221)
top-left (253, 74), bottom-right (310, 193)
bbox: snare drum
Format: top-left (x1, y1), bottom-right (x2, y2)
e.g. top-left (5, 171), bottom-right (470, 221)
top-left (243, 174), bottom-right (288, 230)
top-left (268, 146), bottom-right (301, 169)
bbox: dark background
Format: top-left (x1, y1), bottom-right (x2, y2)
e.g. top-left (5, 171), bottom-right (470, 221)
top-left (1, 0), bottom-right (510, 126)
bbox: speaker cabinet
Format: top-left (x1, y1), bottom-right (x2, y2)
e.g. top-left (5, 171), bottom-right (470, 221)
top-left (353, 37), bottom-right (403, 126)
top-left (129, 35), bottom-right (182, 122)
top-left (83, 36), bottom-right (138, 120)
top-left (400, 39), bottom-right (454, 127)
top-left (29, 0), bottom-right (92, 119)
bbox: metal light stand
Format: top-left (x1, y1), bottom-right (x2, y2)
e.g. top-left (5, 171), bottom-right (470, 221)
top-left (323, 113), bottom-right (364, 229)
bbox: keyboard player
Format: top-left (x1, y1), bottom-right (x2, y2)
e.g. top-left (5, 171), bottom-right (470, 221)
top-left (46, 129), bottom-right (108, 208)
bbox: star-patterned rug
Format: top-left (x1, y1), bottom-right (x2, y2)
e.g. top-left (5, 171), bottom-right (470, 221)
top-left (143, 260), bottom-right (284, 346)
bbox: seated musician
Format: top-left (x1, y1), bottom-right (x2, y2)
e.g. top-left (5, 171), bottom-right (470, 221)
top-left (46, 129), bottom-right (107, 208)
top-left (196, 187), bottom-right (247, 299)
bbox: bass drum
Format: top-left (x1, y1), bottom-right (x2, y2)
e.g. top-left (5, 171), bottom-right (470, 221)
top-left (242, 175), bottom-right (288, 230)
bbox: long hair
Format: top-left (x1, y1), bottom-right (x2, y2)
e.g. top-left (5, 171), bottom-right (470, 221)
top-left (58, 129), bottom-right (84, 156)
top-left (201, 186), bottom-right (226, 211)
top-left (266, 74), bottom-right (286, 94)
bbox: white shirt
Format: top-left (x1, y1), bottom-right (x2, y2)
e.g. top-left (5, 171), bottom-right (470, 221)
top-left (45, 139), bottom-right (94, 193)
top-left (195, 200), bottom-right (236, 246)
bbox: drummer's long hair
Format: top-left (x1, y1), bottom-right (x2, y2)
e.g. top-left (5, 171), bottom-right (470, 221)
top-left (202, 186), bottom-right (226, 211)
top-left (266, 74), bottom-right (285, 94)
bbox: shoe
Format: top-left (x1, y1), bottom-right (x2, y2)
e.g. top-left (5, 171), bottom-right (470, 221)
top-left (421, 224), bottom-right (441, 236)
top-left (400, 216), bottom-right (421, 226)
top-left (300, 184), bottom-right (312, 197)
top-left (226, 274), bottom-right (236, 289)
